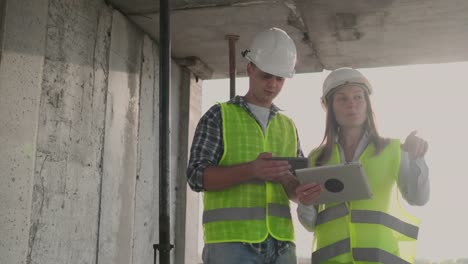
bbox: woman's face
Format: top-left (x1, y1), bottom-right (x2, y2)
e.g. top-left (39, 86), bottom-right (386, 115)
top-left (331, 85), bottom-right (368, 129)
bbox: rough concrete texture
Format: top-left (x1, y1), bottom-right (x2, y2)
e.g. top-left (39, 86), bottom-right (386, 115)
top-left (132, 35), bottom-right (160, 264)
top-left (127, 2), bottom-right (322, 78)
top-left (297, 0), bottom-right (468, 69)
top-left (0, 0), bottom-right (49, 263)
top-left (27, 0), bottom-right (111, 263)
top-left (109, 0), bottom-right (468, 78)
top-left (173, 68), bottom-right (192, 264)
top-left (168, 51), bottom-right (186, 263)
top-left (97, 10), bottom-right (142, 264)
top-left (183, 75), bottom-right (203, 264)
top-left (1, 0), bottom-right (191, 263)
top-left (0, 0), bottom-right (5, 61)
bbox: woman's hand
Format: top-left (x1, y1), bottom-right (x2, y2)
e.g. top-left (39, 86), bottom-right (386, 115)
top-left (401, 130), bottom-right (429, 159)
top-left (296, 182), bottom-right (322, 205)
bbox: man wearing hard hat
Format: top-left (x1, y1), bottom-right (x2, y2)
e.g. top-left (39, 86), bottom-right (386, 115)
top-left (187, 28), bottom-right (302, 263)
top-left (296, 67), bottom-right (430, 263)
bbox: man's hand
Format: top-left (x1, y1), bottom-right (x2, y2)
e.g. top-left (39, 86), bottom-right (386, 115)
top-left (203, 152), bottom-right (293, 191)
top-left (401, 130), bottom-right (429, 159)
top-left (279, 173), bottom-right (300, 201)
top-left (250, 152), bottom-right (292, 182)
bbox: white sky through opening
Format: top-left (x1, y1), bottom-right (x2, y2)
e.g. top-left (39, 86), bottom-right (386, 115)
top-left (198, 62), bottom-right (468, 262)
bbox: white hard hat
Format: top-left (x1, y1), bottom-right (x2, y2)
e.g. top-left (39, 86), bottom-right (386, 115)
top-left (322, 67), bottom-right (373, 103)
top-left (242, 27), bottom-right (297, 78)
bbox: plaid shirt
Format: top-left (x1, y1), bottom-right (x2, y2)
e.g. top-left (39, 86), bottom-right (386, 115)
top-left (186, 95), bottom-right (303, 192)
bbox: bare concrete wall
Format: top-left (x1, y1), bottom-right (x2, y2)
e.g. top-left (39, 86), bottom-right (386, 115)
top-left (0, 0), bottom-right (6, 61)
top-left (26, 0), bottom-right (111, 262)
top-left (174, 68), bottom-right (194, 264)
top-left (133, 34), bottom-right (160, 264)
top-left (0, 0), bottom-right (49, 263)
top-left (0, 0), bottom-right (193, 263)
top-left (183, 76), bottom-right (203, 264)
top-left (98, 9), bottom-right (192, 264)
top-left (98, 9), bottom-right (142, 264)
top-left (170, 49), bottom-right (188, 264)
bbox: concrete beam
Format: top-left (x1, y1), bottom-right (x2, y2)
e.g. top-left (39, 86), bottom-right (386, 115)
top-left (175, 56), bottom-right (213, 80)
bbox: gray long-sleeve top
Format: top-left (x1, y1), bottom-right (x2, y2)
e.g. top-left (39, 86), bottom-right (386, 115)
top-left (297, 132), bottom-right (430, 231)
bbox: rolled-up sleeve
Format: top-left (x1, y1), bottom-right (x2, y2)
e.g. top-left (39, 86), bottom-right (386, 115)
top-left (399, 151), bottom-right (430, 206)
top-left (186, 105), bottom-right (224, 192)
top-left (297, 203), bottom-right (318, 232)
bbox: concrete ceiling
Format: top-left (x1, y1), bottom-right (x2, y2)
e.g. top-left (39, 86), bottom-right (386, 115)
top-left (107, 0), bottom-right (468, 79)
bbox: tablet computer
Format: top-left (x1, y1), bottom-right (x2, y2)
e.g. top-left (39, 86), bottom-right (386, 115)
top-left (267, 157), bottom-right (309, 174)
top-left (295, 162), bottom-right (372, 204)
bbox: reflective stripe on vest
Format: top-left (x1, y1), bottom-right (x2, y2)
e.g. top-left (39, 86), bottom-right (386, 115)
top-left (353, 248), bottom-right (411, 264)
top-left (312, 238), bottom-right (350, 264)
top-left (316, 203), bottom-right (348, 225)
top-left (312, 239), bottom-right (411, 264)
top-left (203, 204), bottom-right (291, 224)
top-left (316, 204), bottom-right (419, 239)
top-left (352, 210), bottom-right (418, 239)
top-left (203, 102), bottom-right (297, 243)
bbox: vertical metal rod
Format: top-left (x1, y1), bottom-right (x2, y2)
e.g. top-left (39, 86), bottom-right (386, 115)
top-left (156, 0), bottom-right (173, 262)
top-left (153, 244), bottom-right (158, 264)
top-left (226, 35), bottom-right (239, 98)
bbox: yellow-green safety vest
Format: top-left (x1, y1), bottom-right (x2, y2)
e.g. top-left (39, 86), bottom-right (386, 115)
top-left (309, 140), bottom-right (420, 264)
top-left (203, 102), bottom-right (297, 243)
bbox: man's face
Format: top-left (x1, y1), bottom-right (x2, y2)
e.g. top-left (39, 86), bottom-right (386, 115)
top-left (246, 63), bottom-right (285, 107)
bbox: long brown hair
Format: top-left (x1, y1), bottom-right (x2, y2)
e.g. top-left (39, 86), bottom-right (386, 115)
top-left (315, 89), bottom-right (390, 166)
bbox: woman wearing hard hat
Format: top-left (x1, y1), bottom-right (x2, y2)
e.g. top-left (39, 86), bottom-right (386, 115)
top-left (296, 67), bottom-right (430, 264)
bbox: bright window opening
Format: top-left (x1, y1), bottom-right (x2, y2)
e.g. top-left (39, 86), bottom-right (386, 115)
top-left (199, 62), bottom-right (468, 263)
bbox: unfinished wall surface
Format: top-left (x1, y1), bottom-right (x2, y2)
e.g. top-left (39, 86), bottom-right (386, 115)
top-left (0, 0), bottom-right (193, 263)
top-left (0, 0), bottom-right (6, 61)
top-left (97, 10), bottom-right (142, 264)
top-left (27, 1), bottom-right (111, 263)
top-left (0, 0), bottom-right (49, 262)
top-left (182, 75), bottom-right (203, 264)
top-left (173, 68), bottom-right (193, 264)
top-left (132, 34), bottom-right (160, 264)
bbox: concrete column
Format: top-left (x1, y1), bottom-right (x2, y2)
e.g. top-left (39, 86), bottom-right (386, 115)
top-left (173, 69), bottom-right (195, 264)
top-left (133, 35), bottom-right (160, 264)
top-left (98, 10), bottom-right (142, 264)
top-left (26, 1), bottom-right (111, 263)
top-left (0, 0), bottom-right (6, 61)
top-left (0, 0), bottom-right (48, 263)
top-left (184, 75), bottom-right (203, 264)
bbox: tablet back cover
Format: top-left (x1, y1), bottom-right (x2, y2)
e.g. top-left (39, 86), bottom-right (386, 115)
top-left (296, 163), bottom-right (373, 204)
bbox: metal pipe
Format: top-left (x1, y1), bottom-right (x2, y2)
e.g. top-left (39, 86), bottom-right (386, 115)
top-left (226, 35), bottom-right (239, 98)
top-left (155, 0), bottom-right (174, 262)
